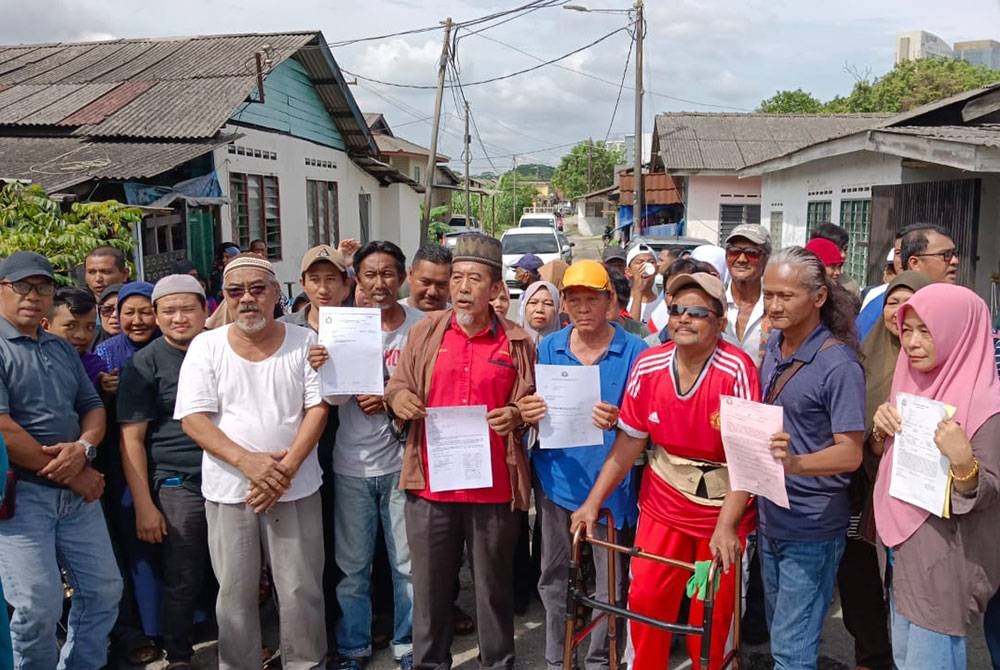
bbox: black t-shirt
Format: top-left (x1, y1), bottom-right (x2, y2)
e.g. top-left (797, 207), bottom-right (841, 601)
top-left (117, 337), bottom-right (202, 487)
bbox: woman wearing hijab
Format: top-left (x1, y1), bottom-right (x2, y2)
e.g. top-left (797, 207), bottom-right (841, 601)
top-left (872, 283), bottom-right (1000, 669)
top-left (837, 272), bottom-right (930, 670)
top-left (518, 280), bottom-right (561, 343)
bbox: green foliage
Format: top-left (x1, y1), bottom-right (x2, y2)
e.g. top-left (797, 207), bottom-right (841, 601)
top-left (551, 141), bottom-right (624, 201)
top-left (757, 88), bottom-right (824, 113)
top-left (511, 163), bottom-right (555, 181)
top-left (759, 58), bottom-right (1000, 114)
top-left (450, 172), bottom-right (535, 234)
top-left (0, 183), bottom-right (140, 283)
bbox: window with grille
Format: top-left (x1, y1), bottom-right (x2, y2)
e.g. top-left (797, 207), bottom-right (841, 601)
top-left (805, 201), bottom-right (832, 238)
top-left (306, 180), bottom-right (340, 247)
top-left (230, 173), bottom-right (282, 259)
top-left (718, 204), bottom-right (761, 244)
top-left (585, 200), bottom-right (604, 217)
top-left (839, 199), bottom-right (871, 281)
top-left (769, 211), bottom-right (783, 248)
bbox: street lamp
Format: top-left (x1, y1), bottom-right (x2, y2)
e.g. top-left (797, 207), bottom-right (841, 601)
top-left (564, 0), bottom-right (645, 234)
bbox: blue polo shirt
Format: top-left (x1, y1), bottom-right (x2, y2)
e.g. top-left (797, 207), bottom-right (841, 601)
top-left (758, 323), bottom-right (865, 542)
top-left (531, 321), bottom-right (647, 529)
top-left (0, 315), bottom-right (104, 488)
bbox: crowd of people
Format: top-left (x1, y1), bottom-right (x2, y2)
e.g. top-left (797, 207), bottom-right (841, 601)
top-left (0, 219), bottom-right (998, 670)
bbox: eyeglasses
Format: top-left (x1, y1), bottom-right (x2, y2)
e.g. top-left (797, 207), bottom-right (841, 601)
top-left (98, 305), bottom-right (117, 317)
top-left (725, 245), bottom-right (764, 261)
top-left (224, 283), bottom-right (270, 300)
top-left (1, 280), bottom-right (55, 297)
top-left (667, 304), bottom-right (719, 319)
top-left (914, 248), bottom-right (958, 263)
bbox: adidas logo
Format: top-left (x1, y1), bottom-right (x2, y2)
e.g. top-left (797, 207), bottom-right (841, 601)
top-left (648, 411), bottom-right (660, 424)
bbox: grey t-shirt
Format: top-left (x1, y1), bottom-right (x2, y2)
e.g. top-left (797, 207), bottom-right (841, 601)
top-left (332, 305), bottom-right (425, 477)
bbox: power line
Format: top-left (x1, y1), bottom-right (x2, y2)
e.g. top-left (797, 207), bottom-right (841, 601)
top-left (604, 27), bottom-right (633, 143)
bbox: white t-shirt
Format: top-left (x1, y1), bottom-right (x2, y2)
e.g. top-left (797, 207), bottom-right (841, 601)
top-left (174, 323), bottom-right (324, 504)
top-left (333, 305), bottom-right (425, 478)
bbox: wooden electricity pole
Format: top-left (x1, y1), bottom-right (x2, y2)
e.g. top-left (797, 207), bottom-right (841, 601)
top-left (632, 0), bottom-right (644, 233)
top-left (463, 101), bottom-right (471, 224)
top-left (420, 17), bottom-right (453, 245)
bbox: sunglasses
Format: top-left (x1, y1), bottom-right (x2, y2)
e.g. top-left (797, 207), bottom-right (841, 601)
top-left (667, 304), bottom-right (719, 319)
top-left (725, 245), bottom-right (764, 261)
top-left (98, 305), bottom-right (118, 317)
top-left (1, 280), bottom-right (55, 297)
top-left (914, 248), bottom-right (958, 263)
top-left (224, 284), bottom-right (270, 300)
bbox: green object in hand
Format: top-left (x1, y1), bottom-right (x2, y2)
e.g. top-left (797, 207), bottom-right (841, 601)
top-left (685, 560), bottom-right (716, 601)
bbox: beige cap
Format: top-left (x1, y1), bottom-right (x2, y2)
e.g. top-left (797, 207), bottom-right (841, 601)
top-left (300, 245), bottom-right (349, 275)
top-left (667, 272), bottom-right (727, 311)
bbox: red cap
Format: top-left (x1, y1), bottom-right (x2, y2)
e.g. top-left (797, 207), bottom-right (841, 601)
top-left (805, 238), bottom-right (845, 267)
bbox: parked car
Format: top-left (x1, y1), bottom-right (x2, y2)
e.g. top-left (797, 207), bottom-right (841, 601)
top-left (501, 228), bottom-right (574, 297)
top-left (448, 214), bottom-right (480, 230)
top-left (518, 212), bottom-right (558, 229)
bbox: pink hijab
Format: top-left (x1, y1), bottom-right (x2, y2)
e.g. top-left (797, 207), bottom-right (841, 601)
top-left (874, 283), bottom-right (1000, 547)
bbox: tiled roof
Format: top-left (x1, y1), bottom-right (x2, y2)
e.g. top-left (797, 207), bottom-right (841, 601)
top-left (655, 112), bottom-right (892, 172)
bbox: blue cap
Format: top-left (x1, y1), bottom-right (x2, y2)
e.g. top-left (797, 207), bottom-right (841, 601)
top-left (512, 253), bottom-right (544, 273)
top-left (116, 281), bottom-right (154, 315)
top-left (0, 251), bottom-right (55, 282)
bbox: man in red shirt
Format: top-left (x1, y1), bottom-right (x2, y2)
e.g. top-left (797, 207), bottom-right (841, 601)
top-left (386, 233), bottom-right (536, 670)
top-left (573, 272), bottom-right (761, 670)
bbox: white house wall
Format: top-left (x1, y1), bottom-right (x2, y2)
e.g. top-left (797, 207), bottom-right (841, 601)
top-left (686, 175), bottom-right (762, 244)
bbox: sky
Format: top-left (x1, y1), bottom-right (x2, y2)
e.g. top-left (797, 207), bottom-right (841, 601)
top-left (1, 0), bottom-right (998, 172)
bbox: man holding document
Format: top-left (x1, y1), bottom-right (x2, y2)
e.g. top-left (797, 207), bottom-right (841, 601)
top-left (515, 260), bottom-right (647, 670)
top-left (385, 233), bottom-right (536, 670)
top-left (571, 272), bottom-right (759, 670)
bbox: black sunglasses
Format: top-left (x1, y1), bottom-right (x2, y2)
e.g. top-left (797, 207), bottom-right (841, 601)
top-left (667, 304), bottom-right (719, 319)
top-left (224, 283), bottom-right (270, 300)
top-left (1, 280), bottom-right (55, 297)
top-left (725, 245), bottom-right (764, 261)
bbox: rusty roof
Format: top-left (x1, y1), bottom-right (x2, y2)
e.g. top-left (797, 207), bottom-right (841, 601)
top-left (374, 133), bottom-right (449, 162)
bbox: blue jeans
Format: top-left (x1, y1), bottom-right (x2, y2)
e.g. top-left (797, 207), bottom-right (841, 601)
top-left (986, 588), bottom-right (1000, 669)
top-left (333, 471), bottom-right (413, 660)
top-left (0, 480), bottom-right (123, 670)
top-left (890, 592), bottom-right (965, 669)
top-left (760, 534), bottom-right (845, 670)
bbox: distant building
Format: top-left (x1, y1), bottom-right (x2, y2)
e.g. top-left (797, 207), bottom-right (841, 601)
top-left (954, 40), bottom-right (1000, 69)
top-left (896, 31), bottom-right (954, 63)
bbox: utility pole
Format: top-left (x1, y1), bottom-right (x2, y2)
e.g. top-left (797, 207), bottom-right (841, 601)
top-left (421, 17), bottom-right (453, 245)
top-left (463, 101), bottom-right (471, 225)
top-left (587, 137), bottom-right (593, 193)
top-left (512, 155), bottom-right (518, 226)
top-left (632, 0), bottom-right (644, 233)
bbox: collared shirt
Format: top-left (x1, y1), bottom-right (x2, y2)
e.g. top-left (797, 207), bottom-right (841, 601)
top-left (759, 323), bottom-right (866, 542)
top-left (419, 313), bottom-right (517, 504)
top-left (725, 285), bottom-right (768, 367)
top-left (0, 315), bottom-right (104, 488)
top-left (279, 305), bottom-right (313, 331)
top-left (532, 322), bottom-right (647, 529)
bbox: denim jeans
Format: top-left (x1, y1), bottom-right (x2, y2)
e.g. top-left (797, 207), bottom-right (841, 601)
top-left (986, 587), bottom-right (1000, 669)
top-left (334, 471), bottom-right (412, 660)
top-left (890, 592), bottom-right (966, 670)
top-left (759, 534), bottom-right (845, 670)
top-left (0, 479), bottom-right (123, 670)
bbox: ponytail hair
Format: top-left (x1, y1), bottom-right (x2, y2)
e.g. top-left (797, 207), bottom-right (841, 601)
top-left (767, 246), bottom-right (860, 353)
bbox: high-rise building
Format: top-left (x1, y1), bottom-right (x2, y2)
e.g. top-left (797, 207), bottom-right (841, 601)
top-left (896, 31), bottom-right (954, 63)
top-left (954, 40), bottom-right (1000, 69)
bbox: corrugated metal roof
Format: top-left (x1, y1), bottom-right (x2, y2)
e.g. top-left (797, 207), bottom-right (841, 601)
top-left (375, 133), bottom-right (448, 161)
top-left (59, 80), bottom-right (157, 126)
top-left (879, 124), bottom-right (1000, 147)
top-left (656, 112), bottom-right (891, 172)
top-left (0, 84), bottom-right (85, 123)
top-left (8, 83), bottom-right (117, 125)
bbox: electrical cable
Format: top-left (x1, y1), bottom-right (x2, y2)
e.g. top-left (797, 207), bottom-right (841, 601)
top-left (604, 27), bottom-right (633, 143)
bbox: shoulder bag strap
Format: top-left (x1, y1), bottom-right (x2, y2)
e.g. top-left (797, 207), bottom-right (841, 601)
top-left (764, 337), bottom-right (841, 405)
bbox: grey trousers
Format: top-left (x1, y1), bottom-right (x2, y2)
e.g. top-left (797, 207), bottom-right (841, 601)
top-left (535, 482), bottom-right (628, 670)
top-left (405, 493), bottom-right (520, 670)
top-left (206, 492), bottom-right (326, 670)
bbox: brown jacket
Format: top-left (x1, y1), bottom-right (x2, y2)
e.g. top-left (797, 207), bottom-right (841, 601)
top-left (385, 308), bottom-right (537, 511)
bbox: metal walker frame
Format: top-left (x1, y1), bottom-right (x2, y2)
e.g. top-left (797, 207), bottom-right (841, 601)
top-left (563, 510), bottom-right (742, 670)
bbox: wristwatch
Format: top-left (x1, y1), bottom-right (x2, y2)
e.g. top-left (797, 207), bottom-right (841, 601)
top-left (77, 439), bottom-right (97, 462)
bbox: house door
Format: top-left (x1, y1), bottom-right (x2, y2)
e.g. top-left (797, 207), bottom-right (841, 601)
top-left (186, 205), bottom-right (216, 280)
top-left (870, 178), bottom-right (980, 286)
top-left (359, 193), bottom-right (372, 244)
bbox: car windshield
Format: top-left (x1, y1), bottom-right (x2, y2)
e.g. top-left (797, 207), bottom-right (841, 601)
top-left (520, 218), bottom-right (554, 227)
top-left (503, 234), bottom-right (559, 254)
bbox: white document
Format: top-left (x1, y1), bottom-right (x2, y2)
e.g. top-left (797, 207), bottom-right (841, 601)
top-left (317, 307), bottom-right (384, 396)
top-left (535, 364), bottom-right (604, 449)
top-left (425, 405), bottom-right (493, 492)
top-left (889, 392), bottom-right (953, 518)
top-left (719, 395), bottom-right (789, 509)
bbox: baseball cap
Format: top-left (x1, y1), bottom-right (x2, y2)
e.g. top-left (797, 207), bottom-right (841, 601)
top-left (151, 274), bottom-right (206, 304)
top-left (561, 260), bottom-right (611, 292)
top-left (99, 283), bottom-right (123, 304)
top-left (725, 224), bottom-right (771, 249)
top-left (511, 253), bottom-right (544, 273)
top-left (625, 244), bottom-right (655, 266)
top-left (601, 247), bottom-right (627, 263)
top-left (0, 251), bottom-right (55, 282)
top-left (667, 272), bottom-right (727, 311)
top-left (805, 238), bottom-right (845, 267)
top-left (300, 245), bottom-right (349, 275)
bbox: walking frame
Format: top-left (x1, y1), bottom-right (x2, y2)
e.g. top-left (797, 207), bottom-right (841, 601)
top-left (563, 509), bottom-right (742, 670)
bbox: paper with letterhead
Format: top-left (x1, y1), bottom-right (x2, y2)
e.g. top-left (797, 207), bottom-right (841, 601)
top-left (425, 405), bottom-right (493, 492)
top-left (720, 395), bottom-right (789, 509)
top-left (317, 307), bottom-right (384, 396)
top-left (535, 364), bottom-right (604, 449)
top-left (889, 392), bottom-right (954, 518)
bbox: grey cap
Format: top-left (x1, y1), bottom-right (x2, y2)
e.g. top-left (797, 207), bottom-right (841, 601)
top-left (0, 251), bottom-right (55, 282)
top-left (725, 224), bottom-right (771, 250)
top-left (601, 246), bottom-right (627, 262)
top-left (151, 274), bottom-right (206, 304)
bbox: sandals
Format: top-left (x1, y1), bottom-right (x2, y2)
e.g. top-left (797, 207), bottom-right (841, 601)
top-left (452, 605), bottom-right (475, 636)
top-left (127, 638), bottom-right (162, 666)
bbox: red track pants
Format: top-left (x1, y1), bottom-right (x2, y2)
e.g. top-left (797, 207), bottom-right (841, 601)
top-left (626, 513), bottom-right (741, 670)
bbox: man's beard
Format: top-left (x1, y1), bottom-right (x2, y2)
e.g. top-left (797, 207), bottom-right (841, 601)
top-left (234, 306), bottom-right (268, 333)
top-left (455, 310), bottom-right (475, 327)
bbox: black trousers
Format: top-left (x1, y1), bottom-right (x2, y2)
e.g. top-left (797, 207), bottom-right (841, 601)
top-left (836, 537), bottom-right (893, 669)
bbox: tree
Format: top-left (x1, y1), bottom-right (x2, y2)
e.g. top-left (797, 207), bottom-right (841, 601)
top-left (551, 140), bottom-right (624, 201)
top-left (0, 183), bottom-right (140, 282)
top-left (451, 171), bottom-right (535, 234)
top-left (757, 88), bottom-right (823, 113)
